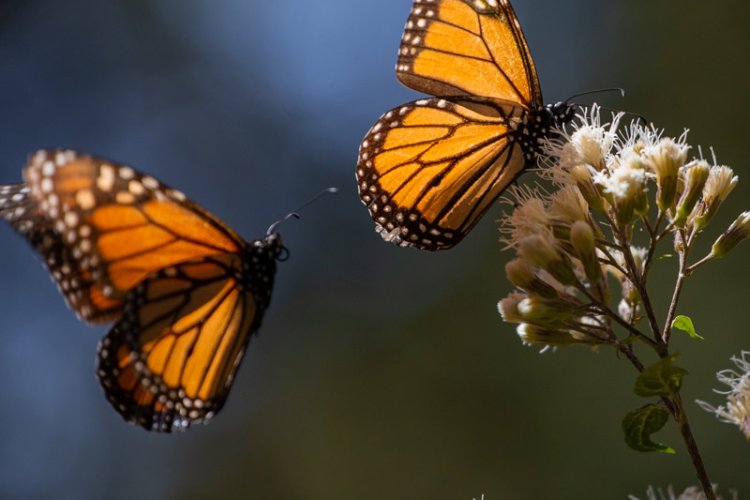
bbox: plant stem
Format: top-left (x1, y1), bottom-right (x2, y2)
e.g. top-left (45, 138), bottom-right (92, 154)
top-left (671, 393), bottom-right (716, 500)
top-left (686, 253), bottom-right (714, 274)
top-left (642, 212), bottom-right (665, 284)
top-left (662, 231), bottom-right (689, 344)
top-left (573, 283), bottom-right (660, 349)
top-left (616, 345), bottom-right (714, 498)
top-left (617, 228), bottom-right (663, 346)
top-left (616, 342), bottom-right (644, 371)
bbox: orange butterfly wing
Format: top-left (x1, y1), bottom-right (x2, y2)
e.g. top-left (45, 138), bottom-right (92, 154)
top-left (15, 149), bottom-right (243, 322)
top-left (97, 250), bottom-right (277, 432)
top-left (358, 98), bottom-right (529, 249)
top-left (357, 0), bottom-right (554, 250)
top-left (397, 0), bottom-right (542, 107)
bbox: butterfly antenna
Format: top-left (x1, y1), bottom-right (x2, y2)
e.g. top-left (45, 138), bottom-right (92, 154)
top-left (266, 187), bottom-right (338, 236)
top-left (593, 105), bottom-right (649, 126)
top-left (565, 87), bottom-right (648, 126)
top-left (565, 87), bottom-right (626, 104)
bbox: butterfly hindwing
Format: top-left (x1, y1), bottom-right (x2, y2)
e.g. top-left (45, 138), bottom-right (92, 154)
top-left (397, 0), bottom-right (542, 107)
top-left (357, 97), bottom-right (529, 249)
top-left (97, 247), bottom-right (277, 433)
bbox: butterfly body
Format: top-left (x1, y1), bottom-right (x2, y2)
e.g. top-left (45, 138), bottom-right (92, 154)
top-left (356, 0), bottom-right (575, 250)
top-left (0, 149), bottom-right (284, 432)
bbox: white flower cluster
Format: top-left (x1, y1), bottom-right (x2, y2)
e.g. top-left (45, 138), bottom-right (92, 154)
top-left (498, 106), bottom-right (747, 348)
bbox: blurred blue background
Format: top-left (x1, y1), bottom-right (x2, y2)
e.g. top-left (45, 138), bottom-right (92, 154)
top-left (0, 1), bottom-right (748, 498)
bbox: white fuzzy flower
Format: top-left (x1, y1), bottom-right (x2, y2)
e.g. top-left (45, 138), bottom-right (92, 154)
top-left (690, 165), bottom-right (739, 230)
top-left (594, 156), bottom-right (648, 201)
top-left (704, 165), bottom-right (739, 203)
top-left (594, 149), bottom-right (649, 224)
top-left (629, 485), bottom-right (726, 500)
top-left (499, 186), bottom-right (554, 249)
top-left (643, 135), bottom-right (690, 211)
top-left (696, 350), bottom-right (750, 440)
top-left (543, 104), bottom-right (622, 171)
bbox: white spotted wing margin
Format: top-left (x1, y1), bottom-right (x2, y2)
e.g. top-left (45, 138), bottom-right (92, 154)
top-left (97, 239), bottom-right (280, 433)
top-left (0, 181), bottom-right (117, 321)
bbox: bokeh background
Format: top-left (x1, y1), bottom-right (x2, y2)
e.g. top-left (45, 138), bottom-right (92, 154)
top-left (0, 1), bottom-right (748, 499)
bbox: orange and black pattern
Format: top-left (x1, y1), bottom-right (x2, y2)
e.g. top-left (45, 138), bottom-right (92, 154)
top-left (0, 149), bottom-right (283, 432)
top-left (356, 0), bottom-right (575, 250)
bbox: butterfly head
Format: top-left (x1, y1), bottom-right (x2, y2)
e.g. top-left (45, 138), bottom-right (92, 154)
top-left (257, 231), bottom-right (288, 262)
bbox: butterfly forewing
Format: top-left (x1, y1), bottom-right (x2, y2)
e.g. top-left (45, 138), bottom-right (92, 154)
top-left (397, 0), bottom-right (542, 107)
top-left (20, 149), bottom-right (244, 319)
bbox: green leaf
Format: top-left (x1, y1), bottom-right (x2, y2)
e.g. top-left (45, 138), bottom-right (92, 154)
top-left (622, 404), bottom-right (675, 454)
top-left (634, 355), bottom-right (689, 397)
top-left (672, 315), bottom-right (704, 340)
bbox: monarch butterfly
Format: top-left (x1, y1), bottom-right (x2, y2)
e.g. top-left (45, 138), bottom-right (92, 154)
top-left (0, 149), bottom-right (286, 432)
top-left (356, 0), bottom-right (575, 250)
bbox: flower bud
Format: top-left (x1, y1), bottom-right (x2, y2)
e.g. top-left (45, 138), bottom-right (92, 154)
top-left (498, 293), bottom-right (526, 324)
top-left (517, 234), bottom-right (577, 286)
top-left (630, 246), bottom-right (648, 276)
top-left (711, 211), bottom-right (750, 258)
top-left (517, 295), bottom-right (579, 327)
top-left (644, 138), bottom-right (688, 212)
top-left (516, 323), bottom-right (576, 347)
top-left (673, 160), bottom-right (709, 227)
top-left (550, 187), bottom-right (590, 223)
top-left (506, 196), bottom-right (550, 242)
top-left (692, 165), bottom-right (738, 230)
top-left (549, 187), bottom-right (594, 242)
top-left (504, 259), bottom-right (559, 298)
top-left (570, 164), bottom-right (605, 212)
top-left (618, 299), bottom-right (641, 322)
top-left (618, 299), bottom-right (634, 321)
top-left (570, 220), bottom-right (601, 282)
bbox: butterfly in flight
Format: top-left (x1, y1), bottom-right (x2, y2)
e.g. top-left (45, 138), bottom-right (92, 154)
top-left (356, 0), bottom-right (576, 250)
top-left (0, 149), bottom-right (288, 432)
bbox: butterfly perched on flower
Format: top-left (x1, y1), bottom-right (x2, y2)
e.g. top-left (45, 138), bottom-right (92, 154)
top-left (0, 149), bottom-right (285, 432)
top-left (356, 0), bottom-right (575, 250)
